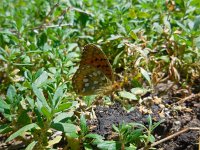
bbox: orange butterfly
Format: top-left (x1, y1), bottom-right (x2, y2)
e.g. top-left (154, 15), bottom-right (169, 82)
top-left (72, 44), bottom-right (119, 96)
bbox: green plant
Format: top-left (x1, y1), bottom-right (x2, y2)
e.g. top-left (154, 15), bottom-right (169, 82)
top-left (0, 70), bottom-right (77, 149)
top-left (0, 0), bottom-right (199, 149)
top-left (112, 115), bottom-right (164, 150)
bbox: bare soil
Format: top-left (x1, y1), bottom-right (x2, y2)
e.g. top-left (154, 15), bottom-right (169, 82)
top-left (89, 80), bottom-right (200, 150)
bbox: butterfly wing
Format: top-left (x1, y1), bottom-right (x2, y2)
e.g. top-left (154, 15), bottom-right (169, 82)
top-left (72, 65), bottom-right (112, 96)
top-left (80, 44), bottom-right (114, 82)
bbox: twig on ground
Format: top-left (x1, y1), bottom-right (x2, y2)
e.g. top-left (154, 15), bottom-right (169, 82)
top-left (151, 127), bottom-right (199, 147)
top-left (177, 92), bottom-right (200, 104)
top-left (139, 127), bottom-right (200, 150)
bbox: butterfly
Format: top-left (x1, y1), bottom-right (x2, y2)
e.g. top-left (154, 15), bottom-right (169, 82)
top-left (72, 44), bottom-right (119, 96)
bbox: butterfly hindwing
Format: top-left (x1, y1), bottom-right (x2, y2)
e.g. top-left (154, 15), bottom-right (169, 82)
top-left (72, 65), bottom-right (111, 95)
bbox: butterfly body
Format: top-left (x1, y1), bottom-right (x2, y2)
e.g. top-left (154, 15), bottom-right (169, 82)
top-left (72, 44), bottom-right (118, 96)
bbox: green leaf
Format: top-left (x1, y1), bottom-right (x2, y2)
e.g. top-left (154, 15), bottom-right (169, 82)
top-left (41, 106), bottom-right (51, 120)
top-left (32, 83), bottom-right (50, 111)
top-left (112, 124), bottom-right (119, 132)
top-left (24, 70), bottom-right (32, 81)
top-left (84, 143), bottom-right (93, 150)
top-left (53, 112), bottom-right (74, 123)
top-left (129, 30), bottom-right (138, 40)
top-left (25, 141), bottom-right (37, 150)
top-left (113, 50), bottom-right (123, 66)
top-left (126, 129), bottom-right (143, 143)
top-left (129, 122), bottom-right (146, 129)
top-left (97, 141), bottom-right (118, 150)
top-left (37, 32), bottom-right (47, 47)
top-left (86, 134), bottom-right (104, 145)
top-left (68, 43), bottom-right (78, 51)
top-left (17, 110), bottom-right (31, 126)
top-left (118, 91), bottom-right (137, 100)
top-left (80, 115), bottom-right (88, 135)
top-left (193, 16), bottom-right (200, 30)
top-left (107, 35), bottom-right (123, 41)
top-left (148, 134), bottom-right (155, 143)
top-left (116, 23), bottom-right (126, 34)
top-left (140, 67), bottom-right (151, 85)
top-left (138, 12), bottom-right (150, 18)
top-left (129, 8), bottom-right (136, 18)
top-left (78, 35), bottom-right (93, 40)
top-left (83, 95), bottom-right (96, 106)
top-left (51, 123), bottom-right (77, 135)
top-left (0, 98), bottom-right (10, 109)
top-left (0, 29), bottom-right (13, 34)
top-left (0, 55), bottom-right (7, 61)
top-left (175, 20), bottom-right (189, 32)
top-left (151, 119), bottom-right (165, 131)
top-left (7, 85), bottom-right (16, 103)
top-left (130, 88), bottom-right (148, 95)
top-left (147, 115), bottom-right (152, 129)
top-left (6, 123), bottom-right (40, 142)
top-left (47, 136), bottom-right (62, 148)
top-left (85, 133), bottom-right (104, 140)
top-left (194, 36), bottom-right (200, 49)
top-left (126, 144), bottom-right (137, 150)
top-left (52, 86), bottom-right (64, 108)
top-left (34, 69), bottom-right (44, 81)
top-left (55, 103), bottom-right (72, 112)
top-left (158, 56), bottom-right (170, 63)
top-left (153, 23), bottom-right (163, 33)
top-left (33, 71), bottom-right (48, 87)
top-left (26, 96), bottom-right (35, 109)
top-left (0, 124), bottom-right (12, 134)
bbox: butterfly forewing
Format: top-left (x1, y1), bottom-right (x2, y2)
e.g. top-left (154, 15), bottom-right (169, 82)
top-left (80, 44), bottom-right (114, 82)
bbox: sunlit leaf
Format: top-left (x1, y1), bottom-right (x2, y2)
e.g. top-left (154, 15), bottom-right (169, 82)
top-left (129, 30), bottom-right (138, 40)
top-left (0, 98), bottom-right (10, 109)
top-left (153, 23), bottom-right (163, 33)
top-left (53, 112), bottom-right (74, 123)
top-left (140, 67), bottom-right (151, 85)
top-left (97, 141), bottom-right (118, 150)
top-left (194, 36), bottom-right (200, 48)
top-left (0, 55), bottom-right (7, 61)
top-left (51, 123), bottom-right (77, 135)
top-left (6, 123), bottom-right (40, 142)
top-left (118, 91), bottom-right (137, 100)
top-left (131, 88), bottom-right (148, 95)
top-left (6, 85), bottom-right (16, 103)
top-left (47, 136), bottom-right (62, 148)
top-left (55, 103), bottom-right (72, 112)
top-left (193, 16), bottom-right (200, 30)
top-left (33, 71), bottom-right (48, 87)
top-left (25, 141), bottom-right (37, 150)
top-left (52, 85), bottom-right (64, 108)
top-left (107, 35), bottom-right (123, 41)
top-left (32, 84), bottom-right (51, 111)
top-left (85, 134), bottom-right (104, 140)
top-left (41, 106), bottom-right (51, 120)
top-left (113, 50), bottom-right (123, 66)
top-left (80, 115), bottom-right (88, 135)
